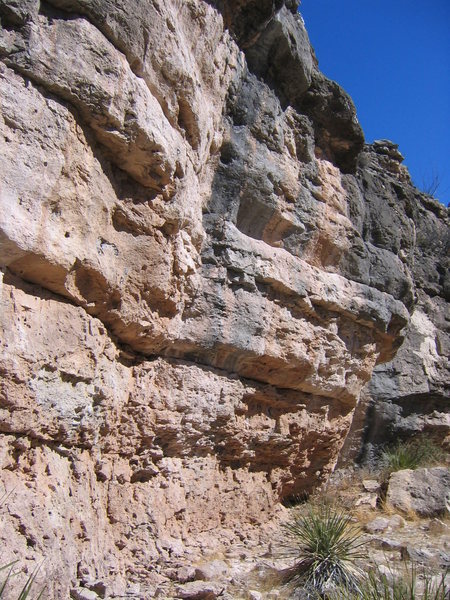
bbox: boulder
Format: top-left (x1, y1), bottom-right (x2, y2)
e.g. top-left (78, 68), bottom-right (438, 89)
top-left (70, 589), bottom-right (99, 600)
top-left (364, 514), bottom-right (405, 533)
top-left (386, 467), bottom-right (450, 517)
top-left (364, 517), bottom-right (390, 534)
top-left (355, 493), bottom-right (378, 509)
top-left (194, 560), bottom-right (229, 581)
top-left (174, 580), bottom-right (225, 599)
top-left (362, 479), bottom-right (381, 493)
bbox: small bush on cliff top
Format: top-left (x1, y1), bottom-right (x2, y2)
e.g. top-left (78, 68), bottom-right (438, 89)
top-left (280, 505), bottom-right (365, 597)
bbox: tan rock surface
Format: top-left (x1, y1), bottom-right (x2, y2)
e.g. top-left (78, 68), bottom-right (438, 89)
top-left (0, 0), bottom-right (448, 597)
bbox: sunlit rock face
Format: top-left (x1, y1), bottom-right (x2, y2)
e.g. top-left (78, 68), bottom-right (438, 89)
top-left (0, 0), bottom-right (447, 596)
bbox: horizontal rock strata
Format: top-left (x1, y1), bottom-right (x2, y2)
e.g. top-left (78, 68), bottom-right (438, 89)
top-left (0, 0), bottom-right (448, 596)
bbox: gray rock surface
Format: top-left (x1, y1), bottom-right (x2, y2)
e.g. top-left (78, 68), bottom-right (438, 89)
top-left (361, 144), bottom-right (449, 454)
top-left (386, 468), bottom-right (450, 517)
top-left (244, 6), bottom-right (314, 105)
top-left (338, 143), bottom-right (449, 467)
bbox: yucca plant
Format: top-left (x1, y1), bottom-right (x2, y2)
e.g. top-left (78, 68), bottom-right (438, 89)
top-left (330, 563), bottom-right (449, 600)
top-left (0, 492), bottom-right (45, 599)
top-left (280, 505), bottom-right (366, 597)
top-left (0, 561), bottom-right (44, 599)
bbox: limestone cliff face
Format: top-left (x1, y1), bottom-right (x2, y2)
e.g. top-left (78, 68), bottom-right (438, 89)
top-left (0, 0), bottom-right (448, 597)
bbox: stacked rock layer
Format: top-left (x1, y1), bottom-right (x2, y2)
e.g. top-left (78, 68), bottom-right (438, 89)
top-left (0, 0), bottom-right (448, 596)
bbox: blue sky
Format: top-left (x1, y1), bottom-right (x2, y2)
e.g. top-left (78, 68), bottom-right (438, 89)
top-left (298, 0), bottom-right (450, 205)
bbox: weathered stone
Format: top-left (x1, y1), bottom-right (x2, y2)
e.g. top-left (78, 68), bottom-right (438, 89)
top-left (362, 479), bottom-right (380, 493)
top-left (386, 468), bottom-right (450, 517)
top-left (248, 592), bottom-right (263, 600)
top-left (365, 515), bottom-right (405, 535)
top-left (377, 538), bottom-right (405, 551)
top-left (194, 560), bottom-right (229, 582)
top-left (337, 143), bottom-right (449, 466)
top-left (70, 589), bottom-right (100, 600)
top-left (209, 0), bottom-right (287, 48)
top-left (176, 566), bottom-right (197, 584)
top-left (0, 0), bottom-right (38, 24)
top-left (0, 0), bottom-right (448, 597)
top-left (355, 493), bottom-right (377, 509)
top-left (44, 0), bottom-right (240, 164)
top-left (0, 17), bottom-right (186, 191)
top-left (297, 73), bottom-right (364, 173)
top-left (401, 545), bottom-right (449, 568)
top-left (364, 517), bottom-right (390, 534)
top-left (175, 580), bottom-right (224, 599)
top-left (244, 6), bottom-right (314, 105)
top-left (388, 514), bottom-right (407, 530)
top-left (372, 139), bottom-right (405, 163)
top-left (428, 519), bottom-right (450, 535)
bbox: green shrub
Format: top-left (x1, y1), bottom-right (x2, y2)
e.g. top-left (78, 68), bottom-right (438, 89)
top-left (380, 436), bottom-right (446, 477)
top-left (280, 505), bottom-right (365, 597)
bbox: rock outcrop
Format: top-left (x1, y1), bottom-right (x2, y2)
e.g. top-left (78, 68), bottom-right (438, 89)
top-left (0, 0), bottom-right (448, 597)
top-left (337, 142), bottom-right (449, 466)
top-left (386, 467), bottom-right (450, 517)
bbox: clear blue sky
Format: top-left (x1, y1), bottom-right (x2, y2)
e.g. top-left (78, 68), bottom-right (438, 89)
top-left (299, 0), bottom-right (450, 205)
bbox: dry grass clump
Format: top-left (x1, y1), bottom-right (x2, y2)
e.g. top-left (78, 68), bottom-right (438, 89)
top-left (380, 436), bottom-right (447, 479)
